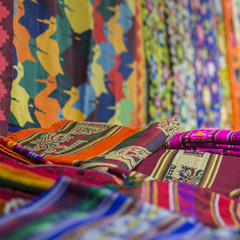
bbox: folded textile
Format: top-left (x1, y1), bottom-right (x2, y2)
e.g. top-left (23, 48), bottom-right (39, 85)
top-left (9, 117), bottom-right (180, 171)
top-left (163, 128), bottom-right (240, 156)
top-left (0, 152), bottom-right (120, 197)
top-left (134, 148), bottom-right (240, 197)
top-left (0, 136), bottom-right (49, 165)
top-left (0, 177), bottom-right (239, 240)
top-left (142, 180), bottom-right (240, 229)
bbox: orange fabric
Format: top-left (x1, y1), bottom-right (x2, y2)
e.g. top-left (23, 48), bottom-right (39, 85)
top-left (9, 119), bottom-right (69, 142)
top-left (222, 0), bottom-right (240, 130)
top-left (9, 119), bottom-right (141, 165)
top-left (44, 127), bottom-right (140, 165)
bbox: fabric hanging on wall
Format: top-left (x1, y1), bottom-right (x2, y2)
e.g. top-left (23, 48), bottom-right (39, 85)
top-left (9, 0), bottom-right (146, 131)
top-left (212, 0), bottom-right (232, 129)
top-left (222, 0), bottom-right (240, 130)
top-left (142, 0), bottom-right (173, 123)
top-left (165, 0), bottom-right (197, 131)
top-left (0, 0), bottom-right (13, 137)
top-left (188, 0), bottom-right (221, 128)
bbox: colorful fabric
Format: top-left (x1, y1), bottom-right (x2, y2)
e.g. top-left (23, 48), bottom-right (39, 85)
top-left (222, 0), bottom-right (240, 130)
top-left (0, 177), bottom-right (238, 240)
top-left (165, 0), bottom-right (197, 131)
top-left (212, 0), bottom-right (232, 129)
top-left (10, 0), bottom-right (146, 130)
top-left (142, 0), bottom-right (173, 123)
top-left (142, 180), bottom-right (240, 229)
top-left (9, 116), bottom-right (180, 169)
top-left (0, 0), bottom-right (13, 137)
top-left (134, 148), bottom-right (240, 197)
top-left (0, 152), bottom-right (120, 197)
top-left (0, 186), bottom-right (34, 215)
top-left (163, 128), bottom-right (240, 156)
top-left (188, 0), bottom-right (221, 128)
top-left (0, 136), bottom-right (50, 165)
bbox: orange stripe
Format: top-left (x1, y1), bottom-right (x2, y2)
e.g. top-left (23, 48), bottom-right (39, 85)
top-left (9, 119), bottom-right (69, 141)
top-left (0, 145), bottom-right (33, 165)
top-left (0, 163), bottom-right (54, 184)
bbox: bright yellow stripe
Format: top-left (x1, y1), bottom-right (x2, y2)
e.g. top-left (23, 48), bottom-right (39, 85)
top-left (210, 193), bottom-right (221, 227)
top-left (0, 164), bottom-right (55, 190)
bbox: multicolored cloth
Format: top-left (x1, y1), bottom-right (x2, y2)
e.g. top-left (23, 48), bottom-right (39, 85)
top-left (0, 152), bottom-right (120, 196)
top-left (0, 0), bottom-right (13, 137)
top-left (10, 0), bottom-right (146, 130)
top-left (1, 177), bottom-right (238, 240)
top-left (163, 128), bottom-right (240, 156)
top-left (212, 0), bottom-right (232, 129)
top-left (9, 117), bottom-right (180, 170)
top-left (0, 152), bottom-right (239, 238)
top-left (188, 0), bottom-right (221, 128)
top-left (142, 0), bottom-right (173, 123)
top-left (142, 180), bottom-right (240, 229)
top-left (165, 0), bottom-right (197, 131)
top-left (134, 148), bottom-right (240, 197)
top-left (222, 0), bottom-right (240, 130)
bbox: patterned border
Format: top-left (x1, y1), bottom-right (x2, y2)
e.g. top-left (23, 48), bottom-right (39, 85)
top-left (0, 0), bottom-right (13, 136)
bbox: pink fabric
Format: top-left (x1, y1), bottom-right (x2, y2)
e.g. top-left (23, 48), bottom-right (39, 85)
top-left (163, 129), bottom-right (240, 156)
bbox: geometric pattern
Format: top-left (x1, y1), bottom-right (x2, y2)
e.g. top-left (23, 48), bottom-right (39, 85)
top-left (0, 0), bottom-right (13, 136)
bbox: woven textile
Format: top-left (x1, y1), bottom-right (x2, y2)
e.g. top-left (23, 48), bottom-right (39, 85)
top-left (212, 0), bottom-right (232, 129)
top-left (188, 0), bottom-right (221, 128)
top-left (0, 151), bottom-right (120, 193)
top-left (163, 128), bottom-right (240, 156)
top-left (0, 177), bottom-right (238, 240)
top-left (142, 180), bottom-right (240, 229)
top-left (0, 0), bottom-right (13, 137)
top-left (222, 0), bottom-right (240, 130)
top-left (10, 0), bottom-right (146, 130)
top-left (0, 186), bottom-right (34, 215)
top-left (165, 0), bottom-right (197, 131)
top-left (142, 0), bottom-right (173, 123)
top-left (9, 116), bottom-right (180, 170)
top-left (134, 148), bottom-right (240, 197)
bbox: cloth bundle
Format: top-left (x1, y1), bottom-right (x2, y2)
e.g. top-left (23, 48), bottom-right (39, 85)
top-left (163, 128), bottom-right (240, 156)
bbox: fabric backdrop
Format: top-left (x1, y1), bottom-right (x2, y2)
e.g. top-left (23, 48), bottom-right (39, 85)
top-left (9, 0), bottom-right (146, 130)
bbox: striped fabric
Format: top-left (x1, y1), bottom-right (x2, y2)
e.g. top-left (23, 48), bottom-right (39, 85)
top-left (134, 148), bottom-right (240, 197)
top-left (142, 180), bottom-right (240, 229)
top-left (0, 177), bottom-right (238, 240)
top-left (9, 117), bottom-right (180, 170)
top-left (0, 152), bottom-right (120, 197)
top-left (163, 128), bottom-right (240, 156)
